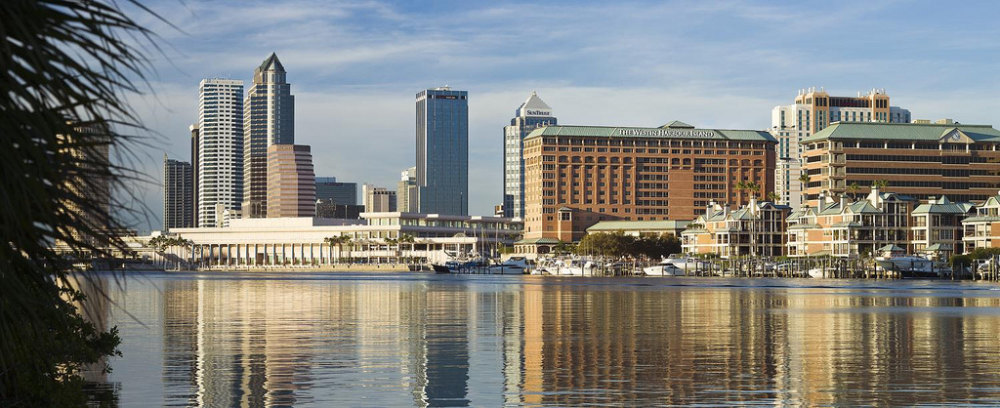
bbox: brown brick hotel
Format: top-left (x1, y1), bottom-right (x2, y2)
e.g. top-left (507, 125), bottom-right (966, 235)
top-left (520, 121), bottom-right (777, 243)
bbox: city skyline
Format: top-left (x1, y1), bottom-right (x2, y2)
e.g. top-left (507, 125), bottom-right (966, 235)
top-left (128, 0), bottom-right (1000, 232)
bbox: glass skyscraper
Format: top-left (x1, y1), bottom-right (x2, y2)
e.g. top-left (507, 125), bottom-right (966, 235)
top-left (503, 91), bottom-right (556, 218)
top-left (416, 87), bottom-right (468, 215)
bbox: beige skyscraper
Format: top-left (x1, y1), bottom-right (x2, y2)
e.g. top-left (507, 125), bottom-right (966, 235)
top-left (397, 167), bottom-right (418, 213)
top-left (266, 144), bottom-right (315, 218)
top-left (363, 184), bottom-right (397, 213)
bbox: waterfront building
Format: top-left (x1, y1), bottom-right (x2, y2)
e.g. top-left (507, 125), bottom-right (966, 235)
top-left (243, 53), bottom-right (294, 218)
top-left (587, 220), bottom-right (690, 237)
top-left (267, 144), bottom-right (315, 218)
top-left (58, 123), bottom-right (111, 249)
top-left (770, 88), bottom-right (911, 210)
top-left (910, 196), bottom-right (974, 259)
top-left (363, 184), bottom-right (397, 213)
top-left (198, 78), bottom-right (244, 227)
top-left (416, 86), bottom-right (468, 215)
top-left (397, 167), bottom-right (418, 212)
top-left (785, 187), bottom-right (914, 257)
top-left (315, 177), bottom-right (358, 205)
top-left (504, 91), bottom-right (557, 218)
top-left (163, 155), bottom-right (194, 230)
top-left (681, 198), bottom-right (789, 258)
top-left (801, 121), bottom-right (1000, 205)
top-left (167, 213), bottom-right (522, 267)
top-left (189, 124), bottom-right (200, 226)
top-left (315, 199), bottom-right (363, 219)
top-left (962, 193), bottom-right (1000, 252)
top-left (519, 121), bottom-right (777, 245)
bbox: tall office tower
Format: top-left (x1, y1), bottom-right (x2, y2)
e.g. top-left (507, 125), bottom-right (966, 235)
top-left (197, 78), bottom-right (244, 227)
top-left (59, 124), bottom-right (111, 249)
top-left (315, 177), bottom-right (358, 205)
top-left (266, 144), bottom-right (315, 218)
top-left (770, 88), bottom-right (911, 210)
top-left (163, 155), bottom-right (194, 230)
top-left (243, 53), bottom-right (294, 218)
top-left (397, 166), bottom-right (418, 213)
top-left (503, 91), bottom-right (557, 218)
top-left (416, 86), bottom-right (468, 215)
top-left (189, 124), bottom-right (200, 226)
top-left (363, 184), bottom-right (397, 212)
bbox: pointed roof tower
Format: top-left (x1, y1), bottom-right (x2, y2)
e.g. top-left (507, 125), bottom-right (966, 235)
top-left (258, 52), bottom-right (285, 72)
top-left (517, 91), bottom-right (553, 117)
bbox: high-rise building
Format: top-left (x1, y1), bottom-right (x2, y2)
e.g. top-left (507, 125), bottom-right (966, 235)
top-left (163, 155), bottom-right (194, 230)
top-left (197, 78), bottom-right (244, 228)
top-left (363, 184), bottom-right (397, 212)
top-left (189, 123), bottom-right (200, 226)
top-left (801, 121), bottom-right (1000, 204)
top-left (504, 91), bottom-right (557, 218)
top-left (397, 167), bottom-right (418, 213)
top-left (266, 144), bottom-right (315, 218)
top-left (770, 88), bottom-right (911, 210)
top-left (416, 86), bottom-right (468, 215)
top-left (315, 177), bottom-right (358, 205)
top-left (243, 53), bottom-right (294, 218)
top-left (520, 121), bottom-right (777, 243)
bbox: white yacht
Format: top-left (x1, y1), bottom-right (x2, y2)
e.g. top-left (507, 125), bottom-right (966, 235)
top-left (643, 259), bottom-right (686, 276)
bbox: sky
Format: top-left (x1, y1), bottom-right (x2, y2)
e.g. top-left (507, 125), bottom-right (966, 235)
top-left (122, 0), bottom-right (1000, 231)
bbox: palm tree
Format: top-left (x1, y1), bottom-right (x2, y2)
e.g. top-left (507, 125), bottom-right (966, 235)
top-left (799, 173), bottom-right (811, 187)
top-left (1, 1), bottom-right (162, 404)
top-left (872, 179), bottom-right (889, 190)
top-left (398, 233), bottom-right (416, 264)
top-left (847, 182), bottom-right (860, 201)
top-left (767, 192), bottom-right (781, 203)
top-left (324, 235), bottom-right (351, 264)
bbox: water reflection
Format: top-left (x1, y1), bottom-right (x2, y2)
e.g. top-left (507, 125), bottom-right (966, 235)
top-left (101, 274), bottom-right (1000, 406)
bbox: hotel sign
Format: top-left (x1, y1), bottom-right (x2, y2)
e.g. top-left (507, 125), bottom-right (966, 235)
top-left (618, 128), bottom-right (716, 138)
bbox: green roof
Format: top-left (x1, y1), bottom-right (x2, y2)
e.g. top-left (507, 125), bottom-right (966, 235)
top-left (514, 237), bottom-right (560, 245)
top-left (878, 244), bottom-right (905, 252)
top-left (524, 125), bottom-right (777, 142)
top-left (912, 196), bottom-right (975, 215)
top-left (587, 220), bottom-right (691, 232)
top-left (963, 215), bottom-right (1000, 223)
top-left (802, 122), bottom-right (1000, 144)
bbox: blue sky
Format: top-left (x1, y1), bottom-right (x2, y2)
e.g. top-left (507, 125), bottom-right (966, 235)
top-left (124, 0), bottom-right (1000, 230)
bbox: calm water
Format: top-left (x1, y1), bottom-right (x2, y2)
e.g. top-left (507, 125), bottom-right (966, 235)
top-left (87, 272), bottom-right (1000, 407)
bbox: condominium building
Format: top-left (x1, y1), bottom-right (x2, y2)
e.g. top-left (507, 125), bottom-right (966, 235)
top-left (163, 155), bottom-right (195, 230)
top-left (266, 144), bottom-right (315, 218)
top-left (681, 198), bottom-right (789, 258)
top-left (416, 86), bottom-right (468, 215)
top-left (397, 167), bottom-right (418, 213)
top-left (363, 184), bottom-right (397, 213)
top-left (962, 194), bottom-right (1000, 251)
top-left (503, 91), bottom-right (557, 218)
top-left (785, 187), bottom-right (914, 257)
top-left (910, 196), bottom-right (973, 259)
top-left (243, 53), bottom-right (294, 218)
top-left (197, 78), bottom-right (244, 227)
top-left (520, 121), bottom-right (777, 244)
top-left (770, 88), bottom-right (911, 210)
top-left (801, 122), bottom-right (1000, 205)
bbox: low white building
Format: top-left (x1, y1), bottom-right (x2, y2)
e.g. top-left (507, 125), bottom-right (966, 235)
top-left (165, 212), bottom-right (522, 268)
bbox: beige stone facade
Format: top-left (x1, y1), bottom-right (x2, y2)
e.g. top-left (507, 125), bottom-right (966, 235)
top-left (267, 144), bottom-right (315, 218)
top-left (962, 194), bottom-right (1000, 251)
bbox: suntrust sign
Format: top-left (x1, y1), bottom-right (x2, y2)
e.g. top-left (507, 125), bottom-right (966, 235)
top-left (618, 128), bottom-right (716, 138)
top-left (525, 109), bottom-right (551, 116)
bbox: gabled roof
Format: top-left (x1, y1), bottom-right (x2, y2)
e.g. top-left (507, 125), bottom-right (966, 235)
top-left (660, 120), bottom-right (694, 129)
top-left (877, 244), bottom-right (905, 252)
top-left (258, 52), bottom-right (285, 72)
top-left (912, 196), bottom-right (975, 215)
top-left (802, 122), bottom-right (1000, 144)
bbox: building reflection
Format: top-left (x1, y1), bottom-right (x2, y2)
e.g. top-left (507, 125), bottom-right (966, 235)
top-left (147, 275), bottom-right (1000, 407)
